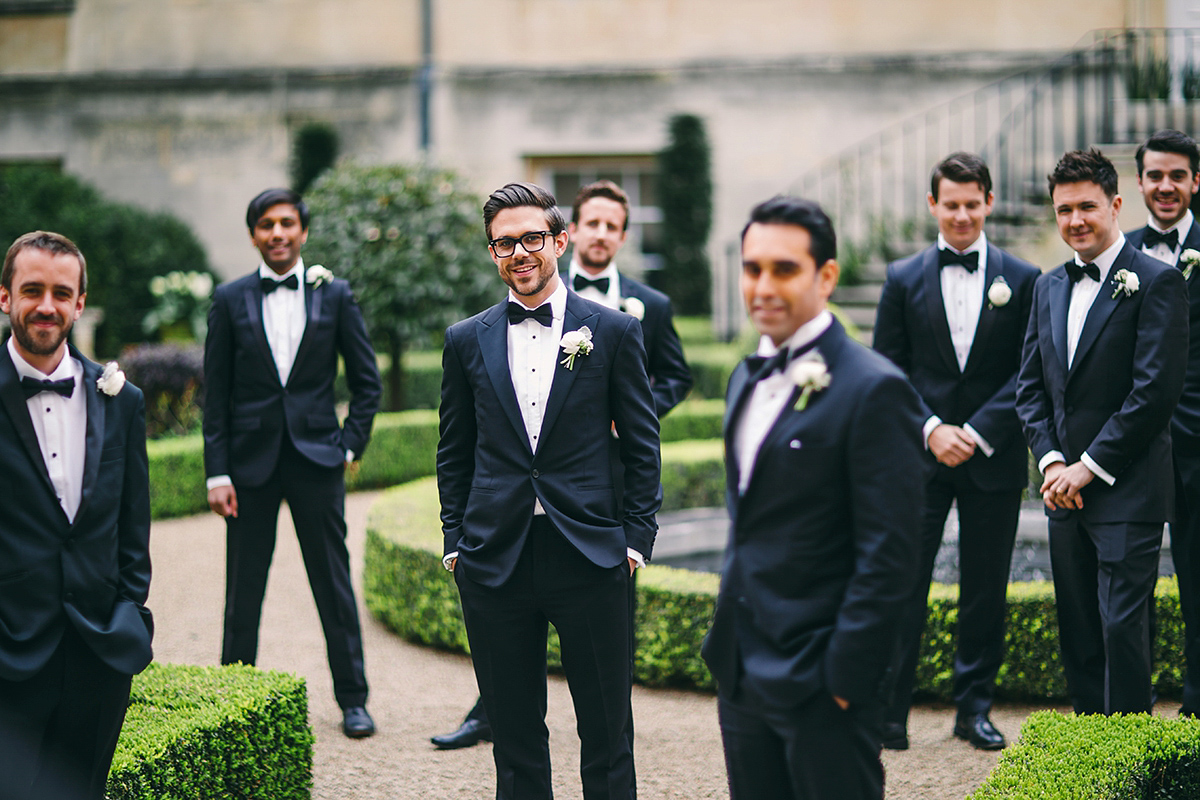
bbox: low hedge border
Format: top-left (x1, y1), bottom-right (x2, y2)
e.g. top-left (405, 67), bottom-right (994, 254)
top-left (969, 710), bottom-right (1200, 799)
top-left (362, 445), bottom-right (1188, 700)
top-left (108, 662), bottom-right (313, 799)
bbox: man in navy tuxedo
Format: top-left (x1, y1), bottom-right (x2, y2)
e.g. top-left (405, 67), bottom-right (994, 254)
top-left (1017, 149), bottom-right (1188, 714)
top-left (702, 197), bottom-right (925, 800)
top-left (432, 178), bottom-right (692, 750)
top-left (438, 182), bottom-right (661, 798)
top-left (873, 152), bottom-right (1040, 750)
top-left (0, 232), bottom-right (153, 800)
top-left (204, 188), bottom-right (382, 738)
top-left (1127, 130), bottom-right (1200, 716)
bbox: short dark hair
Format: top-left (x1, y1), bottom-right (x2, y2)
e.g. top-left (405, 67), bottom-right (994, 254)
top-left (246, 188), bottom-right (310, 231)
top-left (1048, 148), bottom-right (1118, 200)
top-left (3, 231), bottom-right (87, 294)
top-left (571, 180), bottom-right (630, 231)
top-left (930, 152), bottom-right (992, 200)
top-left (741, 196), bottom-right (837, 267)
top-left (482, 182), bottom-right (566, 240)
top-left (1136, 129), bottom-right (1200, 176)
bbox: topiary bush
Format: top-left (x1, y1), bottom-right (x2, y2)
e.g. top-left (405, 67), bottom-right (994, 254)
top-left (122, 343), bottom-right (205, 439)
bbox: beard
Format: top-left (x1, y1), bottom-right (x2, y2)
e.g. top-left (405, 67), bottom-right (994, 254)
top-left (577, 246), bottom-right (615, 271)
top-left (11, 311), bottom-right (72, 357)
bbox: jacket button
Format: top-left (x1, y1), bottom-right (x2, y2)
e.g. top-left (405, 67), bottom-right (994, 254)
top-left (532, 469), bottom-right (540, 478)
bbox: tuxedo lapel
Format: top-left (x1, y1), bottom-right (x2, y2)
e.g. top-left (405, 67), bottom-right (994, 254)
top-left (723, 361), bottom-right (756, 505)
top-left (242, 282), bottom-right (281, 386)
top-left (1048, 270), bottom-right (1071, 376)
top-left (1070, 245), bottom-right (1134, 379)
top-left (963, 245), bottom-right (1003, 373)
top-left (922, 247), bottom-right (960, 374)
top-left (539, 295), bottom-right (597, 447)
top-left (0, 348), bottom-right (55, 495)
top-left (74, 355), bottom-right (105, 525)
top-left (288, 279), bottom-right (323, 385)
top-left (478, 302), bottom-right (529, 454)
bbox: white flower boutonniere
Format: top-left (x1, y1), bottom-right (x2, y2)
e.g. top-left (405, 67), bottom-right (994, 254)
top-left (1111, 268), bottom-right (1140, 299)
top-left (306, 264), bottom-right (334, 288)
top-left (621, 296), bottom-right (645, 321)
top-left (97, 362), bottom-right (126, 396)
top-left (786, 351), bottom-right (831, 411)
top-left (1182, 249), bottom-right (1200, 281)
top-left (559, 326), bottom-right (594, 370)
top-left (987, 276), bottom-right (1012, 309)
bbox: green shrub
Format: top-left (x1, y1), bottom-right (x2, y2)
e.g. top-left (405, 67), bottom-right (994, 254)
top-left (108, 663), bottom-right (312, 799)
top-left (969, 710), bottom-right (1200, 799)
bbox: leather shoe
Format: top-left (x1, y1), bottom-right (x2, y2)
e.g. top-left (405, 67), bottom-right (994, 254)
top-left (877, 721), bottom-right (909, 750)
top-left (953, 712), bottom-right (1005, 750)
top-left (342, 706), bottom-right (376, 739)
top-left (431, 718), bottom-right (492, 750)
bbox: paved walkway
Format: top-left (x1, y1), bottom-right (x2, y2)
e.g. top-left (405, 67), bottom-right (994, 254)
top-left (148, 491), bottom-right (1113, 799)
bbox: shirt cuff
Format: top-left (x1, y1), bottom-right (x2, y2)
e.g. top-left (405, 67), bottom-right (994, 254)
top-left (206, 475), bottom-right (233, 491)
top-left (962, 424), bottom-right (995, 458)
top-left (346, 449), bottom-right (355, 463)
top-left (1038, 451), bottom-right (1066, 474)
top-left (923, 416), bottom-right (943, 450)
top-left (1081, 452), bottom-right (1116, 486)
top-left (443, 551), bottom-right (459, 571)
top-left (627, 548), bottom-right (645, 569)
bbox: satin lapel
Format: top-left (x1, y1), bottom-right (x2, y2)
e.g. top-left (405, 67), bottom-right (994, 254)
top-left (1048, 270), bottom-right (1071, 377)
top-left (723, 361), bottom-right (755, 502)
top-left (242, 282), bottom-right (282, 387)
top-left (1070, 246), bottom-right (1134, 380)
top-left (922, 247), bottom-right (960, 375)
top-left (288, 280), bottom-right (323, 385)
top-left (478, 302), bottom-right (529, 454)
top-left (963, 244), bottom-right (1003, 373)
top-left (539, 296), bottom-right (597, 446)
top-left (73, 355), bottom-right (105, 525)
top-left (0, 348), bottom-right (55, 494)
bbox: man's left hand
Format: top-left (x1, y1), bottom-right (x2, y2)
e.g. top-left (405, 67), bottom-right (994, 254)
top-left (628, 557), bottom-right (637, 576)
top-left (1041, 461), bottom-right (1094, 510)
top-left (833, 695), bottom-right (849, 711)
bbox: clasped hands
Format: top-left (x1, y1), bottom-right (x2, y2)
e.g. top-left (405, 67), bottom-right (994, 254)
top-left (1040, 461), bottom-right (1095, 510)
top-left (928, 424), bottom-right (977, 467)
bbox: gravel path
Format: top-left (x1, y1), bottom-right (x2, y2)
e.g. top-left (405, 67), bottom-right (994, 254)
top-left (147, 491), bottom-right (1174, 799)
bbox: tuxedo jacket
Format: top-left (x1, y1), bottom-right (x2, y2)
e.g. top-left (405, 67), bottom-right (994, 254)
top-left (701, 318), bottom-right (926, 709)
top-left (437, 291), bottom-right (662, 588)
top-left (874, 243), bottom-right (1040, 492)
top-left (0, 345), bottom-right (152, 682)
top-left (203, 271), bottom-right (382, 487)
top-left (1127, 222), bottom-right (1200, 458)
top-left (610, 274), bottom-right (693, 416)
top-left (1016, 242), bottom-right (1188, 524)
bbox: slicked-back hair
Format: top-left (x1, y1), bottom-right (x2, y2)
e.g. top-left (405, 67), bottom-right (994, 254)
top-left (246, 188), bottom-right (310, 232)
top-left (571, 180), bottom-right (631, 231)
top-left (3, 231), bottom-right (87, 294)
top-left (1136, 129), bottom-right (1200, 176)
top-left (483, 182), bottom-right (566, 240)
top-left (930, 152), bottom-right (993, 200)
top-left (1048, 148), bottom-right (1119, 200)
top-left (741, 196), bottom-right (837, 267)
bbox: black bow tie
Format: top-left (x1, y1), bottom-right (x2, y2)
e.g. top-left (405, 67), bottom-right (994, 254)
top-left (507, 302), bottom-right (554, 327)
top-left (1143, 227), bottom-right (1180, 250)
top-left (261, 274), bottom-right (299, 294)
top-left (1065, 261), bottom-right (1101, 283)
top-left (573, 274), bottom-right (610, 294)
top-left (938, 248), bottom-right (979, 273)
top-left (745, 348), bottom-right (791, 381)
top-left (21, 376), bottom-right (74, 399)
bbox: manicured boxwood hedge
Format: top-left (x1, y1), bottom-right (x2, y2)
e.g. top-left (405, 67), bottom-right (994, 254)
top-left (969, 710), bottom-right (1200, 799)
top-left (108, 663), bottom-right (313, 799)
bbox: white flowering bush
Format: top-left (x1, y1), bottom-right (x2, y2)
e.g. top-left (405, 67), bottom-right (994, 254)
top-left (142, 270), bottom-right (214, 342)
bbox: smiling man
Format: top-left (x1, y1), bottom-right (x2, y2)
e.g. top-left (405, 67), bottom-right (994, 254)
top-left (1017, 148), bottom-right (1188, 715)
top-left (873, 153), bottom-right (1039, 751)
top-left (702, 196), bottom-right (924, 800)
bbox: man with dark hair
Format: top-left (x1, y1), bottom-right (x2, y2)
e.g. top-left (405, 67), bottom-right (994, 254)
top-left (1128, 129), bottom-right (1200, 716)
top-left (204, 188), bottom-right (382, 738)
top-left (438, 181), bottom-right (661, 798)
top-left (1017, 149), bottom-right (1188, 714)
top-left (0, 232), bottom-right (153, 800)
top-left (873, 152), bottom-right (1039, 750)
top-left (432, 178), bottom-right (692, 750)
top-left (702, 196), bottom-right (924, 800)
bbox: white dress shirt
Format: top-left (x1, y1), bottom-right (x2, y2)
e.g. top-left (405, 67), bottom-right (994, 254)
top-left (260, 259), bottom-right (307, 386)
top-left (734, 310), bottom-right (833, 495)
top-left (1140, 209), bottom-right (1193, 265)
top-left (10, 337), bottom-right (86, 522)
top-left (922, 233), bottom-right (994, 457)
top-left (1037, 233), bottom-right (1126, 486)
top-left (568, 259), bottom-right (621, 310)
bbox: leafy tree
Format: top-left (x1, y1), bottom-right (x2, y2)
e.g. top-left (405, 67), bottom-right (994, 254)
top-left (303, 162), bottom-right (496, 410)
top-left (652, 113), bottom-right (712, 314)
top-left (0, 165), bottom-right (212, 357)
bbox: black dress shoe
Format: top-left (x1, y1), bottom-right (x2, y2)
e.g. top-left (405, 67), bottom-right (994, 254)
top-left (877, 721), bottom-right (909, 750)
top-left (953, 712), bottom-right (1005, 750)
top-left (342, 706), bottom-right (376, 739)
top-left (431, 718), bottom-right (492, 750)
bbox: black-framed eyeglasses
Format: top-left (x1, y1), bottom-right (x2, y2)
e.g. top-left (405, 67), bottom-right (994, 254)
top-left (489, 231), bottom-right (553, 257)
